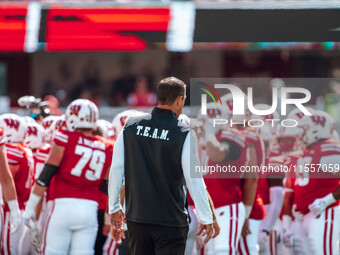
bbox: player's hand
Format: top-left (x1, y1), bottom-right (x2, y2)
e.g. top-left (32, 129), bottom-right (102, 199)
top-left (110, 225), bottom-right (125, 244)
top-left (258, 229), bottom-right (269, 252)
top-left (9, 209), bottom-right (20, 233)
top-left (212, 220), bottom-right (220, 238)
top-left (22, 208), bottom-right (36, 229)
top-left (29, 222), bottom-right (42, 252)
top-left (241, 218), bottom-right (251, 236)
top-left (292, 205), bottom-right (304, 221)
top-left (309, 196), bottom-right (333, 217)
top-left (196, 223), bottom-right (213, 244)
top-left (281, 228), bottom-right (293, 248)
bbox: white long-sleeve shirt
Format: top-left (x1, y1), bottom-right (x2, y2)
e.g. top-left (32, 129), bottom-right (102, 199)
top-left (108, 129), bottom-right (213, 225)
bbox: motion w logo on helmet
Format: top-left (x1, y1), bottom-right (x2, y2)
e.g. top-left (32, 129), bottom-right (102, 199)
top-left (69, 105), bottom-right (81, 116)
top-left (4, 119), bottom-right (20, 130)
top-left (311, 116), bottom-right (326, 127)
top-left (27, 126), bottom-right (38, 136)
top-left (42, 120), bottom-right (53, 129)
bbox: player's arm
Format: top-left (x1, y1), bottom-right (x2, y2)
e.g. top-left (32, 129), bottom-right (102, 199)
top-left (260, 174), bottom-right (284, 233)
top-left (205, 135), bottom-right (242, 164)
top-left (241, 143), bottom-right (258, 236)
top-left (242, 144), bottom-right (258, 219)
top-left (0, 144), bottom-right (20, 232)
top-left (282, 176), bottom-right (294, 217)
top-left (0, 145), bottom-right (18, 202)
top-left (23, 143), bottom-right (65, 227)
top-left (309, 154), bottom-right (340, 216)
top-left (281, 175), bottom-right (295, 247)
top-left (205, 133), bottom-right (227, 162)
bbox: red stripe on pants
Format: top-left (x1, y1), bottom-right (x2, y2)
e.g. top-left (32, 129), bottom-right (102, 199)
top-left (323, 209), bottom-right (329, 255)
top-left (229, 206), bottom-right (233, 255)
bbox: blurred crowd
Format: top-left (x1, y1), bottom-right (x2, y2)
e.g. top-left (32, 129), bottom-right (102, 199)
top-left (41, 61), bottom-right (157, 108)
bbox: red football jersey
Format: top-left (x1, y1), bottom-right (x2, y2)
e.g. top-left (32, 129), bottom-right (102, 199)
top-left (5, 143), bottom-right (34, 210)
top-left (283, 150), bottom-right (303, 186)
top-left (205, 129), bottom-right (248, 208)
top-left (240, 128), bottom-right (266, 220)
top-left (294, 139), bottom-right (340, 214)
top-left (279, 150), bottom-right (303, 219)
top-left (0, 128), bottom-right (5, 146)
top-left (50, 130), bottom-right (113, 204)
top-left (257, 155), bottom-right (285, 205)
top-left (34, 144), bottom-right (51, 180)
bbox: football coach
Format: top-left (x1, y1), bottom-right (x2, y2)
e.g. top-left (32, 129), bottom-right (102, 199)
top-left (108, 77), bottom-right (214, 255)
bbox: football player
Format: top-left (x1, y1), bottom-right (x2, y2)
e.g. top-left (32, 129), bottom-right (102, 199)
top-left (222, 93), bottom-right (265, 255)
top-left (276, 123), bottom-right (305, 255)
top-left (280, 107), bottom-right (315, 254)
top-left (287, 110), bottom-right (340, 255)
top-left (23, 99), bottom-right (114, 255)
top-left (0, 114), bottom-right (34, 255)
top-left (20, 120), bottom-right (46, 255)
top-left (200, 102), bottom-right (257, 255)
top-left (27, 115), bottom-right (66, 253)
top-left (255, 126), bottom-right (285, 255)
top-left (0, 127), bottom-right (20, 251)
top-left (238, 128), bottom-right (265, 255)
top-left (94, 119), bottom-right (116, 255)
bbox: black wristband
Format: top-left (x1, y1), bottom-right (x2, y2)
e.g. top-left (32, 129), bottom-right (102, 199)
top-left (36, 163), bottom-right (59, 187)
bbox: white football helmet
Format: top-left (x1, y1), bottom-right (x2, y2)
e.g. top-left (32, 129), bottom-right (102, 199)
top-left (24, 122), bottom-right (45, 150)
top-left (287, 107), bottom-right (315, 124)
top-left (112, 110), bottom-right (145, 137)
top-left (178, 114), bottom-right (190, 126)
top-left (65, 99), bottom-right (98, 131)
top-left (251, 104), bottom-right (280, 135)
top-left (96, 119), bottom-right (115, 139)
top-left (198, 102), bottom-right (230, 135)
top-left (41, 115), bottom-right (59, 144)
top-left (300, 110), bottom-right (335, 146)
top-left (55, 115), bottom-right (66, 131)
top-left (0, 114), bottom-right (27, 143)
top-left (286, 106), bottom-right (315, 142)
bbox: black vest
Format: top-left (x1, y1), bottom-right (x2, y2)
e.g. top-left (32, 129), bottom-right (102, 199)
top-left (123, 107), bottom-right (190, 227)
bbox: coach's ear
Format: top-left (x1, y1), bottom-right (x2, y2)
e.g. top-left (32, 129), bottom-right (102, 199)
top-left (175, 95), bottom-right (183, 107)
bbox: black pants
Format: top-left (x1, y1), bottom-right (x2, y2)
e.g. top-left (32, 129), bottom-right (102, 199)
top-left (127, 221), bottom-right (188, 255)
top-left (118, 230), bottom-right (131, 255)
top-left (95, 209), bottom-right (106, 255)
